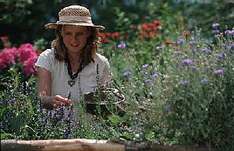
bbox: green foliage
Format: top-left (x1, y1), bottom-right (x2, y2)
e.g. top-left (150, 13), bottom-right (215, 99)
top-left (173, 0), bottom-right (234, 36)
top-left (0, 0), bottom-right (33, 24)
top-left (160, 30), bottom-right (234, 149)
top-left (2, 0), bottom-right (232, 45)
top-left (1, 1), bottom-right (234, 150)
top-left (0, 66), bottom-right (38, 139)
top-left (0, 0), bottom-right (61, 44)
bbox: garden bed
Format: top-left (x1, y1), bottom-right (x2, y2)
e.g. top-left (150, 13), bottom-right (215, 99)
top-left (1, 139), bottom-right (213, 151)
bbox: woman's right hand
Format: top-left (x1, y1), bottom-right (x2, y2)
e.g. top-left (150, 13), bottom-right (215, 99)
top-left (41, 95), bottom-right (72, 109)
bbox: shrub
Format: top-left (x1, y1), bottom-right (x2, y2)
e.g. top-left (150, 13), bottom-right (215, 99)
top-left (161, 28), bottom-right (234, 149)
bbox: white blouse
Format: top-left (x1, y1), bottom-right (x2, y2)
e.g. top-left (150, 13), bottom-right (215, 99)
top-left (35, 48), bottom-right (112, 103)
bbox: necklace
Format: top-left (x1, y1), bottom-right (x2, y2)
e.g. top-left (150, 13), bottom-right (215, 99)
top-left (66, 56), bottom-right (82, 87)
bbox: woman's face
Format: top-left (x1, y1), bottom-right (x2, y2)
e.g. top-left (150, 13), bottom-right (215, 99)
top-left (61, 25), bottom-right (90, 54)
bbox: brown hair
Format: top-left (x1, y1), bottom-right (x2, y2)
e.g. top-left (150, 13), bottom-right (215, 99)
top-left (51, 25), bottom-right (98, 69)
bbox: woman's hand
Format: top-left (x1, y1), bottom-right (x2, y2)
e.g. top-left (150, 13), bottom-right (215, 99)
top-left (41, 95), bottom-right (72, 109)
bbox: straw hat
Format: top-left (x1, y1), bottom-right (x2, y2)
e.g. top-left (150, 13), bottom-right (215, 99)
top-left (45, 5), bottom-right (105, 30)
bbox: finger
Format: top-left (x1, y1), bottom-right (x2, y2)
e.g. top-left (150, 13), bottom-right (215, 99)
top-left (53, 100), bottom-right (66, 107)
top-left (53, 103), bottom-right (58, 108)
top-left (55, 95), bottom-right (71, 105)
top-left (63, 98), bottom-right (72, 105)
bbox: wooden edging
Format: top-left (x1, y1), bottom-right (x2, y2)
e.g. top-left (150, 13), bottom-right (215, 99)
top-left (1, 139), bottom-right (213, 151)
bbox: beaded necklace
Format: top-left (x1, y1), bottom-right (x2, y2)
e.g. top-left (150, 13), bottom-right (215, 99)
top-left (65, 54), bottom-right (82, 87)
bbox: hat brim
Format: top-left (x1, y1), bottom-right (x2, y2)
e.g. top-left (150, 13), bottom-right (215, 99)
top-left (45, 22), bottom-right (105, 30)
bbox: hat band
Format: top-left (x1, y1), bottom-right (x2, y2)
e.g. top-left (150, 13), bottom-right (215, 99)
top-left (59, 15), bottom-right (92, 24)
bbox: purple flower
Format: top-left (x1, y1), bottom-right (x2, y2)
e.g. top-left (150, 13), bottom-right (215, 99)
top-left (164, 103), bottom-right (172, 113)
top-left (151, 72), bottom-right (158, 79)
top-left (122, 69), bottom-right (132, 79)
top-left (226, 43), bottom-right (234, 53)
top-left (191, 66), bottom-right (197, 71)
top-left (200, 78), bottom-right (209, 84)
top-left (182, 59), bottom-right (193, 66)
top-left (64, 128), bottom-right (71, 138)
top-left (212, 29), bottom-right (220, 35)
top-left (201, 47), bottom-right (212, 54)
top-left (224, 29), bottom-right (234, 36)
top-left (179, 80), bottom-right (189, 86)
top-left (217, 52), bottom-right (225, 60)
top-left (142, 64), bottom-right (149, 69)
top-left (189, 40), bottom-right (196, 47)
top-left (176, 38), bottom-right (185, 45)
top-left (4, 98), bottom-right (17, 105)
top-left (53, 107), bottom-right (65, 122)
top-left (117, 41), bottom-right (126, 49)
top-left (144, 79), bottom-right (153, 86)
top-left (212, 23), bottom-right (220, 30)
top-left (214, 69), bottom-right (224, 76)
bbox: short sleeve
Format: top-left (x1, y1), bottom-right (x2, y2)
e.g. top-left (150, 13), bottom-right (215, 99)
top-left (99, 55), bottom-right (112, 86)
top-left (100, 60), bottom-right (112, 86)
top-left (35, 49), bottom-right (54, 72)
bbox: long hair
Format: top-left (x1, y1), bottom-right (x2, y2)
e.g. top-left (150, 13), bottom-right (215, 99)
top-left (51, 25), bottom-right (98, 69)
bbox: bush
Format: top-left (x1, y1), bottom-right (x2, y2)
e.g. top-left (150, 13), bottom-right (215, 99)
top-left (161, 29), bottom-right (234, 149)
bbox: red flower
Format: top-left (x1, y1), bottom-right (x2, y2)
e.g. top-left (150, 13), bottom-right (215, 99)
top-left (139, 20), bottom-right (161, 40)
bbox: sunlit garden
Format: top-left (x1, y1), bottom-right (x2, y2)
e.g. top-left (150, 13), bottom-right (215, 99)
top-left (1, 0), bottom-right (234, 151)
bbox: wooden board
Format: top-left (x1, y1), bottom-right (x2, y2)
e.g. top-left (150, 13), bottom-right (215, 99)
top-left (1, 139), bottom-right (124, 151)
top-left (1, 139), bottom-right (213, 151)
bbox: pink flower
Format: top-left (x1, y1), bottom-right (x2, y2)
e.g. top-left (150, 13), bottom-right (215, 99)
top-left (18, 43), bottom-right (37, 63)
top-left (0, 42), bottom-right (38, 77)
top-left (0, 47), bottom-right (17, 69)
top-left (17, 43), bottom-right (38, 76)
top-left (23, 56), bottom-right (38, 76)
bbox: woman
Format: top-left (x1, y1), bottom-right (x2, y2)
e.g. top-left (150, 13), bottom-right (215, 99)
top-left (35, 5), bottom-right (112, 110)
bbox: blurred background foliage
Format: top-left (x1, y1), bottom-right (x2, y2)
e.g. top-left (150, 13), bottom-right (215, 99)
top-left (0, 0), bottom-right (233, 46)
top-left (1, 0), bottom-right (234, 150)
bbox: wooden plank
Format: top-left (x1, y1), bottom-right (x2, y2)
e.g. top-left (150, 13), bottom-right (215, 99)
top-left (1, 139), bottom-right (125, 151)
top-left (1, 139), bottom-right (213, 151)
